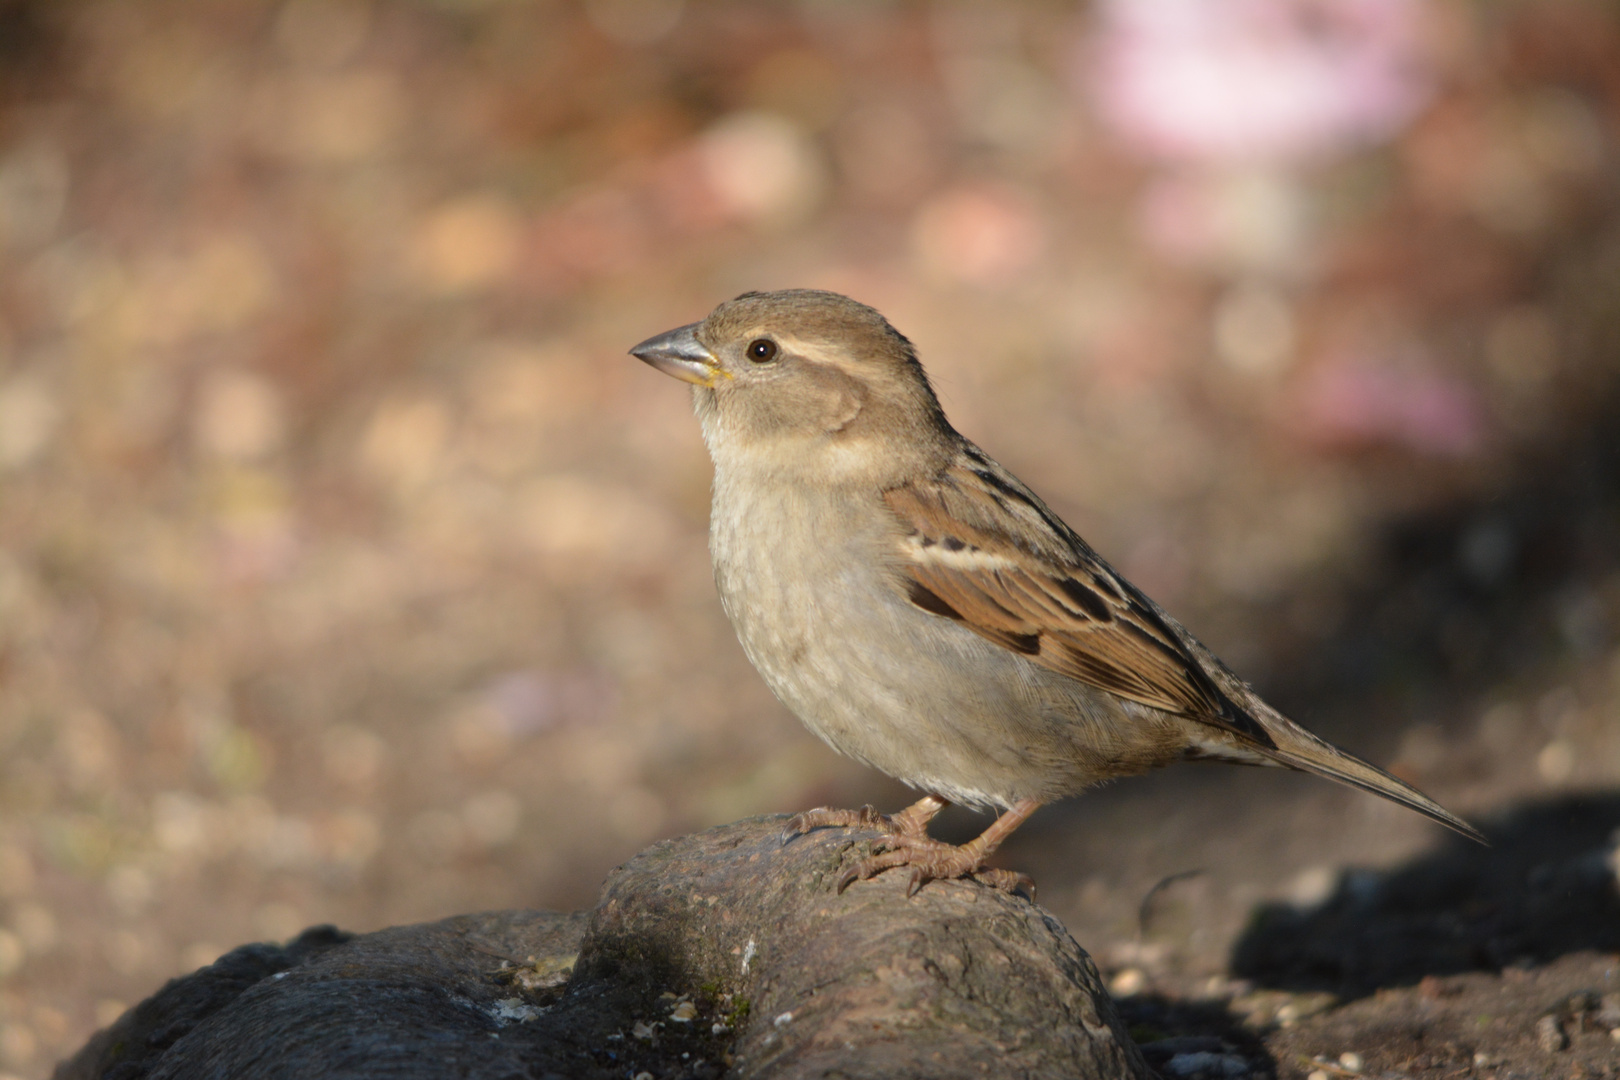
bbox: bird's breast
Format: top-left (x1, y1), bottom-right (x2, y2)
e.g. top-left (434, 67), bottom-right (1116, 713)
top-left (709, 470), bottom-right (927, 738)
top-left (708, 471), bottom-right (885, 678)
top-left (705, 466), bottom-right (1123, 808)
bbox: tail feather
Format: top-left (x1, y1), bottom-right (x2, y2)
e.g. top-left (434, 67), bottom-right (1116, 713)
top-left (1257, 726), bottom-right (1486, 845)
top-left (1157, 609), bottom-right (1486, 844)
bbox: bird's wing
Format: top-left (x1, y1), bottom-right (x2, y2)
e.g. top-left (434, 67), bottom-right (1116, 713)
top-left (884, 448), bottom-right (1266, 742)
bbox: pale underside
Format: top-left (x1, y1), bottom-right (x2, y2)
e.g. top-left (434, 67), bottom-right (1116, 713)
top-left (705, 435), bottom-right (1267, 812)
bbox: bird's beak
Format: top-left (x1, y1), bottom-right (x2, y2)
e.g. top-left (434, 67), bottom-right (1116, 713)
top-left (629, 323), bottom-right (729, 387)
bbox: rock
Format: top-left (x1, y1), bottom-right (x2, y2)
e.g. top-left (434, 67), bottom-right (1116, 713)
top-left (57, 816), bottom-right (1151, 1080)
top-left (1535, 1012), bottom-right (1569, 1053)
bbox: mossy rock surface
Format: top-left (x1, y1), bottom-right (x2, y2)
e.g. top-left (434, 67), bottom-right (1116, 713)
top-left (57, 816), bottom-right (1150, 1080)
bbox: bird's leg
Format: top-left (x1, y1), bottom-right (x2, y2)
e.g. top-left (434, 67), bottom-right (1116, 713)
top-left (887, 793), bottom-right (950, 836)
top-left (837, 797), bottom-right (1041, 898)
top-left (781, 794), bottom-right (948, 845)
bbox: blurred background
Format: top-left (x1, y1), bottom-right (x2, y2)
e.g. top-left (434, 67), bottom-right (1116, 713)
top-left (1, 0), bottom-right (1619, 1073)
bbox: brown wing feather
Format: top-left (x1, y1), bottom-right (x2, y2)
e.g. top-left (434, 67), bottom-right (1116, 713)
top-left (885, 457), bottom-right (1248, 734)
top-left (884, 449), bottom-right (1483, 840)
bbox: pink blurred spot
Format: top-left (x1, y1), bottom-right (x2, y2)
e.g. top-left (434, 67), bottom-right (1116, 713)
top-left (481, 669), bottom-right (615, 736)
top-left (1288, 360), bottom-right (1486, 457)
top-left (1138, 173), bottom-right (1224, 263)
top-left (911, 185), bottom-right (1044, 287)
top-left (1084, 0), bottom-right (1435, 165)
top-left (214, 526), bottom-right (301, 586)
top-left (646, 144), bottom-right (734, 235)
top-left (529, 186), bottom-right (651, 287)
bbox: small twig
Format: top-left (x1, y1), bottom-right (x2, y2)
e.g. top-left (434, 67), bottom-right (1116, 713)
top-left (1137, 868), bottom-right (1207, 940)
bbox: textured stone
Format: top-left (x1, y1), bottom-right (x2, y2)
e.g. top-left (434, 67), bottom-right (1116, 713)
top-left (58, 816), bottom-right (1149, 1080)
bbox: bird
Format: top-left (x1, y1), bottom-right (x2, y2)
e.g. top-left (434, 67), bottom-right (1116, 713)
top-left (630, 289), bottom-right (1483, 897)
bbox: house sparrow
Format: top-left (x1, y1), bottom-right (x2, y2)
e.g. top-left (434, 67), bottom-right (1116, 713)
top-left (631, 289), bottom-right (1482, 896)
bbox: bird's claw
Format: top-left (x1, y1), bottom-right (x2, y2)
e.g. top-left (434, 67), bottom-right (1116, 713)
top-left (833, 839), bottom-right (1036, 899)
top-left (779, 804), bottom-right (894, 846)
top-left (972, 868), bottom-right (1036, 899)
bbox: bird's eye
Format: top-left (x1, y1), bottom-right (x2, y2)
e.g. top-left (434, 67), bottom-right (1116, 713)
top-left (746, 338), bottom-right (778, 363)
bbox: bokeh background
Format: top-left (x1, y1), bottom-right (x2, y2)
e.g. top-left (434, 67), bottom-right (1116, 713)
top-left (2, 0), bottom-right (1619, 1073)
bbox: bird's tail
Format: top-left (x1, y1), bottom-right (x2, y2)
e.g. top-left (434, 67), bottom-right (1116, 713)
top-left (1253, 719), bottom-right (1486, 844)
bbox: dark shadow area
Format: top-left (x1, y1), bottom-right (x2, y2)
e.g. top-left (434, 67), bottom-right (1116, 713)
top-left (1248, 389), bottom-right (1620, 760)
top-left (1231, 792), bottom-right (1620, 998)
top-left (0, 2), bottom-right (54, 65)
top-left (1115, 995), bottom-right (1277, 1080)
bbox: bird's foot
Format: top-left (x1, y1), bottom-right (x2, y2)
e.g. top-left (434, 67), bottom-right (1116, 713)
top-left (781, 804), bottom-right (889, 843)
top-left (780, 794), bottom-right (947, 846)
top-left (836, 833), bottom-right (1036, 899)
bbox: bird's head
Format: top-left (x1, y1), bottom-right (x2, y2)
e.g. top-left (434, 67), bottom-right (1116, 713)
top-left (631, 289), bottom-right (954, 483)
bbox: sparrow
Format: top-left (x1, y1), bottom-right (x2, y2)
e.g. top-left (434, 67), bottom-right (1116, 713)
top-left (630, 289), bottom-right (1482, 896)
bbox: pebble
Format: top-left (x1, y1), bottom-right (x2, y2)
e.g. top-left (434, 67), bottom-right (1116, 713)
top-left (1338, 1050), bottom-right (1363, 1072)
top-left (1535, 1013), bottom-right (1568, 1052)
top-left (1110, 967), bottom-right (1146, 996)
top-left (1163, 1050), bottom-right (1249, 1078)
top-left (489, 998), bottom-right (542, 1025)
top-left (1594, 991), bottom-right (1620, 1029)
